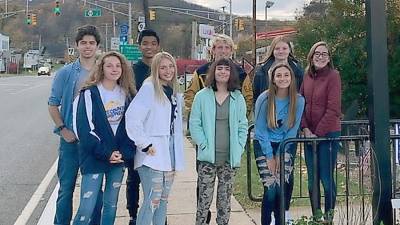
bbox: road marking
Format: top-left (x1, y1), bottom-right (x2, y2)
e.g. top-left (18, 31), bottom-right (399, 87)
top-left (0, 83), bottom-right (30, 87)
top-left (10, 83), bottom-right (47, 95)
top-left (37, 183), bottom-right (59, 225)
top-left (13, 158), bottom-right (58, 225)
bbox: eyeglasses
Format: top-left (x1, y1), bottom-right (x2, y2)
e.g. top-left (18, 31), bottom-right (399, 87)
top-left (314, 51), bottom-right (330, 58)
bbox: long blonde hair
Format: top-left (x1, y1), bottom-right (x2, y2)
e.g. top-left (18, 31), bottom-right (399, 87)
top-left (149, 52), bottom-right (178, 102)
top-left (262, 35), bottom-right (295, 64)
top-left (82, 51), bottom-right (136, 99)
top-left (267, 63), bottom-right (298, 129)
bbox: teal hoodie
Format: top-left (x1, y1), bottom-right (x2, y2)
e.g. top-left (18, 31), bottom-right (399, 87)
top-left (189, 88), bottom-right (248, 168)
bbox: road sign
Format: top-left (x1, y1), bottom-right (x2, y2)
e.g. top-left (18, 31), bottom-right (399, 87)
top-left (68, 48), bottom-right (75, 56)
top-left (138, 16), bottom-right (145, 23)
top-left (110, 37), bottom-right (120, 50)
top-left (120, 44), bottom-right (142, 61)
top-left (242, 58), bottom-right (254, 75)
top-left (84, 9), bottom-right (102, 17)
top-left (120, 35), bottom-right (128, 45)
top-left (199, 24), bottom-right (215, 39)
top-left (120, 24), bottom-right (129, 36)
top-left (138, 22), bottom-right (145, 32)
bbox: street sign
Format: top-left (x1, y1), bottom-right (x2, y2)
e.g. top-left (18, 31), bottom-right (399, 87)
top-left (110, 37), bottom-right (120, 50)
top-left (120, 44), bottom-right (142, 61)
top-left (84, 9), bottom-right (102, 17)
top-left (119, 24), bottom-right (129, 36)
top-left (242, 58), bottom-right (254, 75)
top-left (68, 48), bottom-right (75, 56)
top-left (120, 35), bottom-right (128, 45)
top-left (137, 22), bottom-right (145, 32)
top-left (199, 24), bottom-right (215, 39)
top-left (138, 16), bottom-right (145, 23)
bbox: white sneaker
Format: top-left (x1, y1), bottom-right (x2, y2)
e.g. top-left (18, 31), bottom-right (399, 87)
top-left (285, 210), bottom-right (292, 224)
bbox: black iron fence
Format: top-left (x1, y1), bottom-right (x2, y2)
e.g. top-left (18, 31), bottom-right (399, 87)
top-left (245, 120), bottom-right (400, 225)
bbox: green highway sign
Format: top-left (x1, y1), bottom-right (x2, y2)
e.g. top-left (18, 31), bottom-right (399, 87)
top-left (120, 44), bottom-right (142, 61)
top-left (84, 9), bottom-right (102, 17)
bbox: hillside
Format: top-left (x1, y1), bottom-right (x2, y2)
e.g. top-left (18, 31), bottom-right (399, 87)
top-left (0, 0), bottom-right (296, 58)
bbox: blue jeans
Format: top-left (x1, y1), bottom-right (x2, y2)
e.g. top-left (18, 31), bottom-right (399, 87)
top-left (305, 131), bottom-right (340, 216)
top-left (136, 166), bottom-right (175, 225)
top-left (73, 166), bottom-right (125, 225)
top-left (54, 139), bottom-right (102, 225)
top-left (254, 141), bottom-right (295, 225)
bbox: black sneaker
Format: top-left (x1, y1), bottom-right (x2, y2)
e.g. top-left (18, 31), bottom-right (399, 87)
top-left (129, 218), bottom-right (136, 225)
top-left (206, 210), bottom-right (211, 224)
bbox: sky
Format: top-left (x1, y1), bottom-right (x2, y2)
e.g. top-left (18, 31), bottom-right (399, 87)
top-left (184, 0), bottom-right (312, 20)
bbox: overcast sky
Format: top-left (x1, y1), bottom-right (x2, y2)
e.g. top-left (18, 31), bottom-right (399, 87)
top-left (184, 0), bottom-right (312, 20)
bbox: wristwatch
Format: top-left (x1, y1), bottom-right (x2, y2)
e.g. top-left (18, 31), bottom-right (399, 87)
top-left (56, 124), bottom-right (66, 132)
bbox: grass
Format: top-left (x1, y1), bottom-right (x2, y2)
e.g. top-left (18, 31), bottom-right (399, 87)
top-left (233, 141), bottom-right (370, 210)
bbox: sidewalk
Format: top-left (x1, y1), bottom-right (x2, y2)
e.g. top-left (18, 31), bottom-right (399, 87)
top-left (72, 137), bottom-right (257, 225)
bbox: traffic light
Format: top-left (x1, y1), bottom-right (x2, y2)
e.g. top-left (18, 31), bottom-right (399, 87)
top-left (238, 19), bottom-right (245, 31)
top-left (26, 14), bottom-right (32, 25)
top-left (234, 18), bottom-right (239, 30)
top-left (32, 13), bottom-right (37, 26)
top-left (149, 9), bottom-right (156, 21)
top-left (54, 0), bottom-right (61, 16)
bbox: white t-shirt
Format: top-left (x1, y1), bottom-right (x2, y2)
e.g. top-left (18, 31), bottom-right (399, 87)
top-left (97, 83), bottom-right (126, 135)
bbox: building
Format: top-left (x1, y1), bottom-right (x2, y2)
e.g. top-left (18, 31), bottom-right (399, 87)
top-left (0, 33), bottom-right (9, 51)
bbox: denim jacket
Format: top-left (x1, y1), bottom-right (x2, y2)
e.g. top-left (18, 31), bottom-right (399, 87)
top-left (48, 59), bottom-right (84, 134)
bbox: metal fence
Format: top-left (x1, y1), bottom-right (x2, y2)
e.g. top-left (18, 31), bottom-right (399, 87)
top-left (245, 120), bottom-right (400, 225)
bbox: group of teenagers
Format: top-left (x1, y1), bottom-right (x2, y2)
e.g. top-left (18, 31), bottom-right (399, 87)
top-left (47, 24), bottom-right (341, 225)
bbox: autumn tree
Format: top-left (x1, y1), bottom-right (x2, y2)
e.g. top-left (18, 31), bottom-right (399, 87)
top-left (295, 0), bottom-right (400, 117)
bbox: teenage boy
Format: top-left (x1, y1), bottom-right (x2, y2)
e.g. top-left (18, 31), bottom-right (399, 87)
top-left (126, 29), bottom-right (160, 225)
top-left (184, 33), bottom-right (248, 225)
top-left (184, 33), bottom-right (248, 114)
top-left (48, 25), bottom-right (103, 225)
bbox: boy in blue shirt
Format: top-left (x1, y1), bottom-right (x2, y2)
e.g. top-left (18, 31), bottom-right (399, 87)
top-left (48, 25), bottom-right (103, 225)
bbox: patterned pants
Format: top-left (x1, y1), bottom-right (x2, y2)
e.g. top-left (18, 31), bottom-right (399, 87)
top-left (196, 161), bottom-right (236, 225)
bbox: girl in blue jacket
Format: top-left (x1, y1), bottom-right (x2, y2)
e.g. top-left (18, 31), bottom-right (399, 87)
top-left (254, 63), bottom-right (305, 225)
top-left (72, 51), bottom-right (137, 225)
top-left (189, 58), bottom-right (248, 225)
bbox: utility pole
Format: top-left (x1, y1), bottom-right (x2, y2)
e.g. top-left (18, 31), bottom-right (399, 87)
top-left (366, 0), bottom-right (392, 224)
top-left (105, 23), bottom-right (109, 51)
top-left (221, 6), bottom-right (226, 34)
top-left (252, 0), bottom-right (256, 78)
top-left (25, 0), bottom-right (28, 16)
top-left (128, 2), bottom-right (132, 43)
top-left (191, 21), bottom-right (197, 59)
top-left (229, 0), bottom-right (232, 38)
top-left (143, 0), bottom-right (150, 29)
top-left (5, 0), bottom-right (7, 14)
top-left (265, 1), bottom-right (274, 31)
top-left (112, 3), bottom-right (116, 37)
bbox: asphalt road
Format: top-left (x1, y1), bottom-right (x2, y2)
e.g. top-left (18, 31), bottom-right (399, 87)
top-left (0, 74), bottom-right (59, 225)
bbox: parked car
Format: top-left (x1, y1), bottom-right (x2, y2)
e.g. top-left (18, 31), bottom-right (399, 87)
top-left (38, 64), bottom-right (51, 76)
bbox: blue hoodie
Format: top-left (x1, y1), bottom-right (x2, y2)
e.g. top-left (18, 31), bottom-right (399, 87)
top-left (73, 85), bottom-right (136, 174)
top-left (254, 91), bottom-right (305, 159)
top-left (253, 58), bottom-right (303, 105)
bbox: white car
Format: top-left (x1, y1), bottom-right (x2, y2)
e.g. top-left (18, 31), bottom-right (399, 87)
top-left (38, 64), bottom-right (51, 76)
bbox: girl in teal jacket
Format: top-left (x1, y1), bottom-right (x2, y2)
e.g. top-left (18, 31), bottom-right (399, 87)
top-left (189, 58), bottom-right (248, 225)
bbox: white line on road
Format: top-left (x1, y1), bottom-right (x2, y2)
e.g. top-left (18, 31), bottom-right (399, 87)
top-left (37, 183), bottom-right (59, 225)
top-left (0, 83), bottom-right (30, 87)
top-left (13, 158), bottom-right (58, 225)
top-left (10, 83), bottom-right (47, 95)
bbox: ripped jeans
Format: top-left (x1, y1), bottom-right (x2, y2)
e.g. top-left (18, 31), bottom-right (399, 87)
top-left (136, 166), bottom-right (175, 225)
top-left (73, 166), bottom-right (125, 225)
